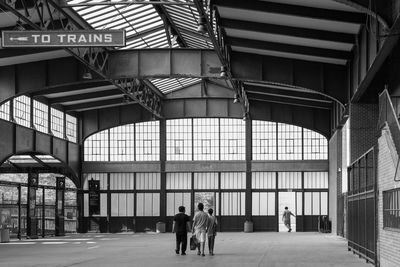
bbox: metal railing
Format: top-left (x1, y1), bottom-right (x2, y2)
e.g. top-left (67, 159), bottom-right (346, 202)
top-left (347, 148), bottom-right (376, 265)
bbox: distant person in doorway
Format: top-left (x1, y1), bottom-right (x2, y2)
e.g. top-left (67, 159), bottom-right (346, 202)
top-left (206, 208), bottom-right (218, 256)
top-left (192, 203), bottom-right (209, 256)
top-left (172, 206), bottom-right (190, 255)
top-left (282, 206), bottom-right (295, 232)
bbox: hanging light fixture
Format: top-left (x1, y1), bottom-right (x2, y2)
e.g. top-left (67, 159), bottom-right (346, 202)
top-left (242, 113), bottom-right (248, 121)
top-left (233, 93), bottom-right (239, 104)
top-left (220, 66), bottom-right (227, 78)
top-left (82, 66), bottom-right (92, 80)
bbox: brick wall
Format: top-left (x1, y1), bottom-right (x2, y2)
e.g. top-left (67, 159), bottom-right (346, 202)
top-left (377, 128), bottom-right (400, 267)
top-left (350, 103), bottom-right (379, 163)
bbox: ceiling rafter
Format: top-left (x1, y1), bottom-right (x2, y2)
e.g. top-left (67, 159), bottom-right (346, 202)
top-left (227, 37), bottom-right (352, 60)
top-left (214, 0), bottom-right (367, 25)
top-left (245, 84), bottom-right (332, 104)
top-left (151, 0), bottom-right (188, 47)
top-left (248, 93), bottom-right (332, 110)
top-left (64, 98), bottom-right (134, 112)
top-left (219, 18), bottom-right (355, 45)
top-left (30, 80), bottom-right (113, 97)
top-left (48, 89), bottom-right (122, 105)
top-left (0, 0), bottom-right (164, 117)
top-left (193, 0), bottom-right (248, 115)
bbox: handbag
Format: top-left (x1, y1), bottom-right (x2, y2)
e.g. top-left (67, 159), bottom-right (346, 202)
top-left (190, 235), bottom-right (198, 250)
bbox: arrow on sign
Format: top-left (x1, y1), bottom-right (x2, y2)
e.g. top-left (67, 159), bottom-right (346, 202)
top-left (10, 37), bottom-right (28, 41)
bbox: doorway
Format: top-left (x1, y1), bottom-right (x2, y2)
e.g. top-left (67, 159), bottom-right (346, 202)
top-left (194, 192), bottom-right (218, 214)
top-left (278, 192), bottom-right (296, 232)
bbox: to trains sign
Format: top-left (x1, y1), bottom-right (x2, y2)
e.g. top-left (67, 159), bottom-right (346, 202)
top-left (1, 30), bottom-right (125, 47)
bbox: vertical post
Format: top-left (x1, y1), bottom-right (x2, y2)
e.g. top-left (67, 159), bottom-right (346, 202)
top-left (55, 176), bottom-right (65, 236)
top-left (107, 173), bottom-right (111, 233)
top-left (275, 172), bottom-right (279, 232)
top-left (42, 188), bottom-right (45, 237)
top-left (301, 172), bottom-right (305, 232)
top-left (9, 97), bottom-right (14, 122)
top-left (159, 119), bottom-right (167, 223)
top-left (77, 189), bottom-right (84, 233)
top-left (27, 172), bottom-right (38, 239)
top-left (17, 184), bottom-right (21, 240)
top-left (245, 119), bottom-right (252, 222)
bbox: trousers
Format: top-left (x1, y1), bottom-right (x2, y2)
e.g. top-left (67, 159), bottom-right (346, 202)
top-left (208, 235), bottom-right (215, 252)
top-left (176, 233), bottom-right (187, 253)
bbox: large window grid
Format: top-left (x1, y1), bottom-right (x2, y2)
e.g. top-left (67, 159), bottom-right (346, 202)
top-left (66, 114), bottom-right (77, 143)
top-left (0, 101), bottom-right (10, 121)
top-left (84, 130), bottom-right (109, 161)
top-left (136, 193), bottom-right (160, 216)
top-left (166, 119), bottom-right (192, 161)
top-left (83, 119), bottom-right (328, 162)
top-left (167, 192), bottom-right (191, 216)
top-left (221, 192), bottom-right (245, 216)
top-left (111, 193), bottom-right (134, 216)
top-left (252, 192), bottom-right (275, 215)
top-left (13, 95), bottom-right (31, 128)
top-left (220, 119), bottom-right (245, 160)
top-left (252, 121), bottom-right (327, 161)
top-left (136, 121), bottom-right (159, 161)
top-left (304, 192), bottom-right (328, 215)
top-left (166, 173), bottom-right (191, 190)
top-left (136, 173), bottom-right (160, 190)
top-left (278, 124), bottom-right (302, 160)
top-left (51, 108), bottom-right (64, 139)
top-left (33, 100), bottom-right (48, 133)
top-left (110, 124), bottom-right (135, 161)
top-left (193, 118), bottom-right (219, 160)
top-left (303, 129), bottom-right (328, 160)
top-left (252, 121), bottom-right (276, 160)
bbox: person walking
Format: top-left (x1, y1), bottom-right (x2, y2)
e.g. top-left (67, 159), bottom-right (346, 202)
top-left (206, 208), bottom-right (217, 256)
top-left (172, 206), bottom-right (190, 255)
top-left (282, 206), bottom-right (295, 232)
top-left (192, 203), bottom-right (209, 256)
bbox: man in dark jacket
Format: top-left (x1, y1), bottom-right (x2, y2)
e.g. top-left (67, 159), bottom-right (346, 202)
top-left (172, 206), bottom-right (190, 255)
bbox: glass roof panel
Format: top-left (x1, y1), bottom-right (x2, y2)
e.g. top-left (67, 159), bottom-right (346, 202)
top-left (151, 78), bottom-right (201, 94)
top-left (163, 1), bottom-right (213, 49)
top-left (67, 0), bottom-right (214, 94)
top-left (67, 0), bottom-right (170, 49)
top-left (8, 155), bottom-right (36, 164)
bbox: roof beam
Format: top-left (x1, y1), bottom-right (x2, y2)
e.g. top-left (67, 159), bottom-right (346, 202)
top-left (108, 49), bottom-right (222, 79)
top-left (151, 0), bottom-right (188, 47)
top-left (214, 0), bottom-right (366, 25)
top-left (245, 85), bottom-right (331, 104)
top-left (219, 18), bottom-right (355, 45)
top-left (30, 80), bottom-right (112, 97)
top-left (226, 37), bottom-right (352, 60)
top-left (30, 154), bottom-right (51, 169)
top-left (48, 89), bottom-right (122, 104)
top-left (0, 0), bottom-right (163, 117)
top-left (193, 0), bottom-right (249, 115)
top-left (248, 93), bottom-right (332, 110)
top-left (64, 98), bottom-right (133, 112)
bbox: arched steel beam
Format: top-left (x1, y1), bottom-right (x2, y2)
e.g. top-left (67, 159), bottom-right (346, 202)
top-left (0, 120), bottom-right (80, 186)
top-left (331, 0), bottom-right (389, 29)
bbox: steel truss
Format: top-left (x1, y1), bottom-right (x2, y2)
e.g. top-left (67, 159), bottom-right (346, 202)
top-left (0, 0), bottom-right (163, 117)
top-left (193, 0), bottom-right (249, 116)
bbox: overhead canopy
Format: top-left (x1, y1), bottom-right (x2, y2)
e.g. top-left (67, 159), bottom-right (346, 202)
top-left (0, 0), bottom-right (383, 121)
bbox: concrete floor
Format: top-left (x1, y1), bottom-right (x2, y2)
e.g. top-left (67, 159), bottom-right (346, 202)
top-left (0, 232), bottom-right (370, 267)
